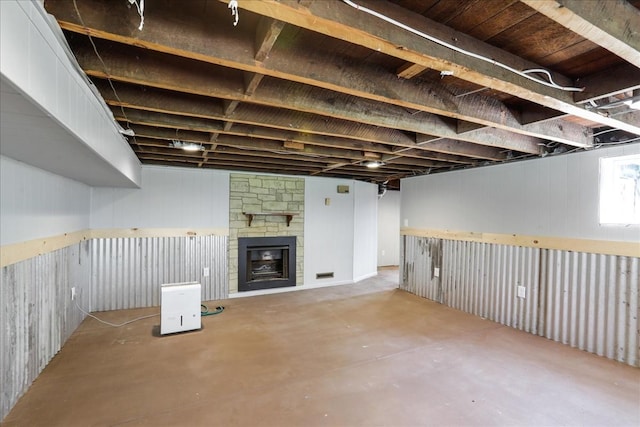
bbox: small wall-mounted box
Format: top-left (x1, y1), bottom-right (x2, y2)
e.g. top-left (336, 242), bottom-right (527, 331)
top-left (337, 185), bottom-right (350, 194)
top-left (161, 282), bottom-right (201, 335)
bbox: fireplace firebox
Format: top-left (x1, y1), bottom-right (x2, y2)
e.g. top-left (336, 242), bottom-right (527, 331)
top-left (238, 236), bottom-right (296, 291)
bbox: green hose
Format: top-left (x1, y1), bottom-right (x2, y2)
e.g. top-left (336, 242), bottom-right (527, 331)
top-left (201, 304), bottom-right (224, 316)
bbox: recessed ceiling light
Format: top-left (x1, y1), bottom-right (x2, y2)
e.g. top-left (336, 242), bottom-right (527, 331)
top-left (365, 160), bottom-right (384, 169)
top-left (170, 140), bottom-right (204, 152)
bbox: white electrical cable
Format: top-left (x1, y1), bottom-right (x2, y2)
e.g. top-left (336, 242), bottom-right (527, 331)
top-left (341, 0), bottom-right (584, 92)
top-left (229, 0), bottom-right (239, 26)
top-left (75, 301), bottom-right (159, 327)
top-left (128, 0), bottom-right (145, 31)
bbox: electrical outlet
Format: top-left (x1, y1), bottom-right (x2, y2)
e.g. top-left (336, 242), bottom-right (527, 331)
top-left (517, 286), bottom-right (526, 299)
top-left (381, 249), bottom-right (386, 256)
top-left (203, 267), bottom-right (210, 277)
top-left (71, 287), bottom-right (76, 301)
top-left (434, 267), bottom-right (440, 278)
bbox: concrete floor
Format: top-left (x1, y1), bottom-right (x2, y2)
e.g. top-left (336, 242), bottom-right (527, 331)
top-left (3, 269), bottom-right (639, 426)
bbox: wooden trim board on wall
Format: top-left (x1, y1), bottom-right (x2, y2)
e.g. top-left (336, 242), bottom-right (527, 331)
top-left (401, 228), bottom-right (640, 258)
top-left (3, 227), bottom-right (637, 268)
top-left (1, 228), bottom-right (230, 267)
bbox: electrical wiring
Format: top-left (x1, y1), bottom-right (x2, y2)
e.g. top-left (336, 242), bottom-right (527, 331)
top-left (341, 0), bottom-right (584, 92)
top-left (127, 0), bottom-right (145, 31)
top-left (75, 301), bottom-right (159, 327)
top-left (74, 301), bottom-right (225, 327)
top-left (72, 0), bottom-right (137, 140)
top-left (228, 0), bottom-right (239, 26)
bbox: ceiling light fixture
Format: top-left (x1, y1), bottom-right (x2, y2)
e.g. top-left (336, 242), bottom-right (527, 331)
top-left (364, 160), bottom-right (384, 169)
top-left (170, 140), bottom-right (204, 152)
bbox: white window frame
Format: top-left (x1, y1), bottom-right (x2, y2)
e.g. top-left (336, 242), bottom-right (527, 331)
top-left (599, 153), bottom-right (640, 225)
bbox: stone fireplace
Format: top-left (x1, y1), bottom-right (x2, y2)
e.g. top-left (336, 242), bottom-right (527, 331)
top-left (238, 236), bottom-right (296, 291)
top-left (229, 174), bottom-right (304, 293)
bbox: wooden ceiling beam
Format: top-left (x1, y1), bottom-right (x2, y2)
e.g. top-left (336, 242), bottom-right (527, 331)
top-left (574, 63), bottom-right (640, 104)
top-left (122, 112), bottom-right (466, 166)
top-left (521, 0), bottom-right (640, 68)
top-left (518, 105), bottom-right (568, 125)
top-left (130, 125), bottom-right (361, 158)
top-left (417, 127), bottom-right (542, 154)
top-left (396, 62), bottom-right (427, 79)
top-left (96, 80), bottom-right (416, 147)
top-left (73, 40), bottom-right (545, 154)
top-left (47, 0), bottom-right (589, 147)
top-left (140, 155), bottom-right (320, 174)
top-left (118, 109), bottom-right (398, 156)
top-left (120, 109), bottom-right (499, 164)
top-left (255, 17), bottom-right (286, 62)
top-left (413, 138), bottom-right (509, 161)
top-left (228, 0), bottom-right (639, 136)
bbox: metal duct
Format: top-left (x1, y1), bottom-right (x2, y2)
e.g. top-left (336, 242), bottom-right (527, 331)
top-left (90, 235), bottom-right (228, 312)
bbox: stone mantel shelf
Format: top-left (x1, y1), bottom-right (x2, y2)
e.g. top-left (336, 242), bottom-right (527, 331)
top-left (243, 212), bottom-right (297, 227)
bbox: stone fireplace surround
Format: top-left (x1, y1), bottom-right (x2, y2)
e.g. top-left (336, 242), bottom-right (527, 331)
top-left (229, 174), bottom-right (304, 293)
top-left (238, 235), bottom-right (297, 291)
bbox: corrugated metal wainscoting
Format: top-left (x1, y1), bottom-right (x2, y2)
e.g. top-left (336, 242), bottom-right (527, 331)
top-left (401, 235), bottom-right (640, 367)
top-left (91, 235), bottom-right (228, 311)
top-left (0, 241), bottom-right (91, 421)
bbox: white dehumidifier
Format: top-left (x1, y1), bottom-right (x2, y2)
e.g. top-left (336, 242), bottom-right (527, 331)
top-left (160, 282), bottom-right (201, 335)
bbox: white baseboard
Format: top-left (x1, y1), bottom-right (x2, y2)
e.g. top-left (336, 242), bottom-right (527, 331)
top-left (352, 271), bottom-right (378, 283)
top-left (229, 279), bottom-right (356, 299)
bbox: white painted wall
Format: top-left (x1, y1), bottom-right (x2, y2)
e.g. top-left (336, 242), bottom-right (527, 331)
top-left (353, 180), bottom-right (378, 281)
top-left (0, 156), bottom-right (90, 245)
top-left (90, 166), bottom-right (230, 229)
top-left (378, 190), bottom-right (400, 266)
top-left (304, 177), bottom-right (355, 286)
top-left (401, 143), bottom-right (640, 242)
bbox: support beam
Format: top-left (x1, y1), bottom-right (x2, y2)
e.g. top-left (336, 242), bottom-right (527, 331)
top-left (574, 63), bottom-right (640, 104)
top-left (48, 0), bottom-right (593, 146)
top-left (244, 72), bottom-right (264, 96)
top-left (72, 41), bottom-right (545, 153)
top-left (255, 17), bottom-right (286, 62)
top-left (522, 0), bottom-right (640, 68)
top-left (396, 62), bottom-right (426, 79)
top-left (226, 0), bottom-right (639, 136)
top-left (117, 108), bottom-right (470, 164)
top-left (414, 138), bottom-right (509, 161)
top-left (96, 79), bottom-right (416, 148)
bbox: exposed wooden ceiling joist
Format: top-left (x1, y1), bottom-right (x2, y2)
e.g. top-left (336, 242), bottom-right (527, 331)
top-left (49, 0), bottom-right (591, 148)
top-left (73, 41), bottom-right (545, 156)
top-left (521, 0), bottom-right (640, 68)
top-left (231, 0), bottom-right (639, 135)
top-left (42, 0), bottom-right (640, 183)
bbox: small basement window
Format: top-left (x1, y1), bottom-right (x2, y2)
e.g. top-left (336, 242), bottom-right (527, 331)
top-left (599, 154), bottom-right (640, 225)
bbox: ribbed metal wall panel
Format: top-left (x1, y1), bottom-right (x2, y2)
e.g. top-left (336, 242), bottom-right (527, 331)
top-left (541, 250), bottom-right (639, 366)
top-left (90, 236), bottom-right (228, 311)
top-left (401, 237), bottom-right (639, 367)
top-left (400, 236), bottom-right (442, 301)
top-left (440, 240), bottom-right (540, 334)
top-left (1, 242), bottom-right (91, 421)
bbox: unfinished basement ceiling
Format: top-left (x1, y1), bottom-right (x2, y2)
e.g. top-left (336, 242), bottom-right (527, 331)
top-left (44, 0), bottom-right (640, 187)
